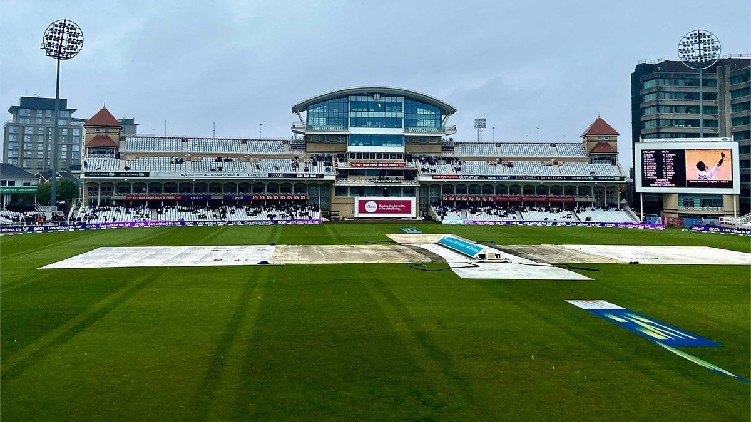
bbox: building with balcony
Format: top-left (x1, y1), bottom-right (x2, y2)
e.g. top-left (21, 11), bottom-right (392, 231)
top-left (631, 57), bottom-right (751, 213)
top-left (3, 96), bottom-right (84, 174)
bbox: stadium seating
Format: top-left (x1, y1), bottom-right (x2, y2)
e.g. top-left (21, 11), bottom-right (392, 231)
top-left (455, 143), bottom-right (501, 157)
top-left (465, 205), bottom-right (521, 221)
top-left (558, 162), bottom-right (620, 176)
top-left (75, 206), bottom-right (152, 223)
top-left (255, 158), bottom-right (296, 173)
top-left (575, 207), bottom-right (637, 223)
top-left (554, 143), bottom-right (588, 156)
top-left (120, 136), bottom-right (290, 155)
top-left (0, 210), bottom-right (25, 224)
top-left (84, 155), bottom-right (120, 171)
top-left (124, 156), bottom-right (187, 173)
top-left (246, 140), bottom-right (287, 155)
top-left (520, 208), bottom-right (577, 222)
top-left (192, 157), bottom-right (248, 173)
top-left (431, 205), bottom-right (464, 221)
top-left (187, 138), bottom-right (244, 153)
top-left (72, 204), bottom-right (321, 224)
top-left (121, 137), bottom-right (183, 152)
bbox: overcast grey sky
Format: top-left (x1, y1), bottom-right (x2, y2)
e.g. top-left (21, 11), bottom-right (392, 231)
top-left (2, 0), bottom-right (749, 168)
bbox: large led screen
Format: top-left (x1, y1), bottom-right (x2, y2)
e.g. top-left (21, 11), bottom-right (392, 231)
top-left (635, 140), bottom-right (739, 194)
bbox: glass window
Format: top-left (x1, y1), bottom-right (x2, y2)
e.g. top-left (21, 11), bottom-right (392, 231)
top-left (349, 116), bottom-right (402, 128)
top-left (731, 73), bottom-right (750, 84)
top-left (348, 134), bottom-right (404, 147)
top-left (731, 87), bottom-right (750, 99)
top-left (307, 97), bottom-right (348, 130)
top-left (405, 100), bottom-right (441, 132)
top-left (731, 102), bottom-right (750, 112)
top-left (732, 116), bottom-right (751, 126)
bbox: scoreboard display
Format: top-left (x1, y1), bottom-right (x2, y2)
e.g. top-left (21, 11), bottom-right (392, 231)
top-left (635, 140), bottom-right (739, 194)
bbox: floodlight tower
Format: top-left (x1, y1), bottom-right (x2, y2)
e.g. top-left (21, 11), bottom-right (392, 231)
top-left (41, 19), bottom-right (83, 209)
top-left (677, 29), bottom-right (721, 138)
top-left (474, 118), bottom-right (486, 142)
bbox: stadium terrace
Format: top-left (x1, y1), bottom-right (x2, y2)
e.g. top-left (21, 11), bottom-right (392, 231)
top-left (76, 86), bottom-right (634, 224)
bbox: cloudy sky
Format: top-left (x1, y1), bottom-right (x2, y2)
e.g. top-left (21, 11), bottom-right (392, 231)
top-left (2, 0), bottom-right (749, 168)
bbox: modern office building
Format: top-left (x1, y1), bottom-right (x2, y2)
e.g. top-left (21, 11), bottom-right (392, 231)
top-left (119, 118), bottom-right (139, 136)
top-left (3, 97), bottom-right (84, 174)
top-left (631, 57), bottom-right (751, 213)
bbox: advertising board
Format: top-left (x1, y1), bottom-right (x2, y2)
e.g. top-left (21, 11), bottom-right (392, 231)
top-left (354, 197), bottom-right (416, 218)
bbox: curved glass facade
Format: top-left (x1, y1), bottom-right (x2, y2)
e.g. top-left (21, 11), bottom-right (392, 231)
top-left (304, 93), bottom-right (445, 133)
top-left (349, 95), bottom-right (403, 128)
top-left (405, 99), bottom-right (442, 132)
top-left (306, 98), bottom-right (348, 130)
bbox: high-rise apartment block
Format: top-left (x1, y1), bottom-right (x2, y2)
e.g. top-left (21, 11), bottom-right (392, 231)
top-left (3, 97), bottom-right (84, 174)
top-left (631, 57), bottom-right (751, 213)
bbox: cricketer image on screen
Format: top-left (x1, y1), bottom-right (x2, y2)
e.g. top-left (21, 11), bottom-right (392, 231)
top-left (684, 149), bottom-right (732, 188)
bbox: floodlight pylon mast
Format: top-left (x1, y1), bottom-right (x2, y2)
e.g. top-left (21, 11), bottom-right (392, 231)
top-left (42, 19), bottom-right (83, 211)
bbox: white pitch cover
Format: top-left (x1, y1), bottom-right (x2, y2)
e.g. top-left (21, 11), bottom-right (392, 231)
top-left (566, 300), bottom-right (625, 310)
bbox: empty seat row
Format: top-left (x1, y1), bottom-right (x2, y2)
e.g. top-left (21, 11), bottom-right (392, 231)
top-left (83, 156), bottom-right (119, 171)
top-left (121, 137), bottom-right (183, 152)
top-left (124, 157), bottom-right (186, 172)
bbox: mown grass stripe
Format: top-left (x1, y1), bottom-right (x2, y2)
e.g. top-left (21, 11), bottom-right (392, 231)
top-left (1, 269), bottom-right (161, 380)
top-left (197, 269), bottom-right (266, 420)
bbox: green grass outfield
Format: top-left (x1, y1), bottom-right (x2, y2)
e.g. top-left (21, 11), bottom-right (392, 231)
top-left (1, 224), bottom-right (749, 421)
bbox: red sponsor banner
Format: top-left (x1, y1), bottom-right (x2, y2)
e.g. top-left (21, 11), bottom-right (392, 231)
top-left (125, 194), bottom-right (183, 200)
top-left (431, 174), bottom-right (460, 180)
top-left (354, 197), bottom-right (415, 217)
top-left (250, 194), bottom-right (308, 201)
top-left (349, 161), bottom-right (405, 168)
top-left (124, 194), bottom-right (309, 201)
top-left (441, 194), bottom-right (576, 202)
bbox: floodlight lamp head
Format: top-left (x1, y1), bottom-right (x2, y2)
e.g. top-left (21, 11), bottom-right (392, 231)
top-left (677, 29), bottom-right (721, 70)
top-left (42, 19), bottom-right (84, 60)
